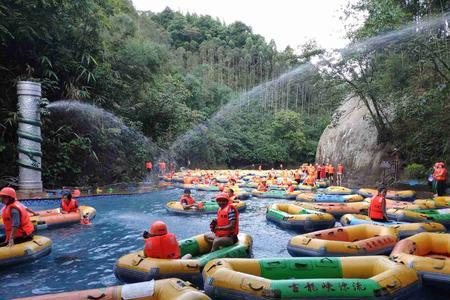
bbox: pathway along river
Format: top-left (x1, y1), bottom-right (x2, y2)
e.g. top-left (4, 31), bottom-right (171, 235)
top-left (0, 188), bottom-right (444, 299)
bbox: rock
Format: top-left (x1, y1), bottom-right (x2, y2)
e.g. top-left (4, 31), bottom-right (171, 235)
top-left (316, 96), bottom-right (394, 186)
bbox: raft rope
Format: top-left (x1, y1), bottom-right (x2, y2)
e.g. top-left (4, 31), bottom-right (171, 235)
top-left (17, 109), bottom-right (43, 171)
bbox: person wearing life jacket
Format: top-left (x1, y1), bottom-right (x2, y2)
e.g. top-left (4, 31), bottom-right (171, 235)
top-left (60, 192), bottom-right (79, 214)
top-left (433, 162), bottom-right (447, 196)
top-left (294, 171), bottom-right (301, 184)
top-left (320, 164), bottom-right (327, 179)
top-left (179, 189), bottom-right (200, 210)
top-left (329, 164), bottom-right (335, 184)
top-left (0, 187), bottom-right (38, 247)
top-left (145, 161), bottom-right (153, 174)
top-left (143, 221), bottom-right (180, 259)
top-left (285, 182), bottom-right (295, 193)
top-left (158, 161), bottom-right (166, 175)
top-left (305, 174), bottom-right (315, 186)
top-left (368, 186), bottom-right (388, 222)
top-left (204, 193), bottom-right (239, 252)
top-left (227, 188), bottom-right (239, 203)
top-left (257, 180), bottom-right (268, 192)
top-left (337, 163), bottom-right (344, 186)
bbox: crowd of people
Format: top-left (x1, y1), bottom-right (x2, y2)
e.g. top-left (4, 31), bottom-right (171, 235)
top-left (143, 191), bottom-right (240, 258)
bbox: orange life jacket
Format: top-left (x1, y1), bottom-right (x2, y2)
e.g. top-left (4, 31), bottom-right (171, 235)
top-left (338, 165), bottom-right (344, 174)
top-left (434, 168), bottom-right (447, 181)
top-left (215, 205), bottom-right (239, 237)
top-left (329, 166), bottom-right (335, 174)
top-left (257, 183), bottom-right (267, 192)
top-left (61, 199), bottom-right (78, 213)
top-left (305, 175), bottom-right (315, 186)
top-left (1, 201), bottom-right (34, 241)
top-left (144, 233), bottom-right (180, 259)
top-left (180, 195), bottom-right (195, 205)
top-left (145, 162), bottom-right (152, 169)
top-left (369, 195), bottom-right (385, 220)
top-left (286, 185), bottom-right (295, 193)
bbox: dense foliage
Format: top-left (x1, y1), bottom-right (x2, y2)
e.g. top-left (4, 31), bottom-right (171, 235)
top-left (0, 0), bottom-right (328, 187)
top-left (1, 0), bottom-right (447, 187)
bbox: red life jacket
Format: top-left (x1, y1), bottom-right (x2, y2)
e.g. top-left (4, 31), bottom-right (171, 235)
top-left (294, 172), bottom-right (300, 180)
top-left (180, 195), bottom-right (195, 205)
top-left (215, 205), bottom-right (239, 237)
top-left (434, 168), bottom-right (447, 181)
top-left (61, 199), bottom-right (78, 213)
top-left (1, 201), bottom-right (34, 241)
top-left (257, 183), bottom-right (267, 192)
top-left (144, 233), bottom-right (180, 259)
top-left (369, 195), bottom-right (385, 220)
top-left (145, 162), bottom-right (152, 170)
top-left (320, 167), bottom-right (326, 179)
top-left (338, 165), bottom-right (344, 174)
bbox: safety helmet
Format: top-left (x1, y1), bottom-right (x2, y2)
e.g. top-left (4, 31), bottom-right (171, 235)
top-left (150, 221), bottom-right (168, 236)
top-left (215, 193), bottom-right (230, 202)
top-left (0, 187), bottom-right (17, 201)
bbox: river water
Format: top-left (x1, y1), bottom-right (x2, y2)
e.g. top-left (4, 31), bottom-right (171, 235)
top-left (0, 188), bottom-right (444, 299)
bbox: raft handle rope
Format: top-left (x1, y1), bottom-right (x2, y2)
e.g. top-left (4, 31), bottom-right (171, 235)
top-left (248, 283), bottom-right (264, 291)
top-left (87, 293), bottom-right (106, 300)
top-left (185, 263), bottom-right (199, 269)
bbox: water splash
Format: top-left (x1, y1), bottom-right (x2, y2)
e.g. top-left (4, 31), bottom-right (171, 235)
top-left (168, 12), bottom-right (450, 162)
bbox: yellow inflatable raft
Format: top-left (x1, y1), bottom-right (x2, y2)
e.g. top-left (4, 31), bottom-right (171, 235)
top-left (202, 256), bottom-right (419, 300)
top-left (115, 233), bottom-right (252, 285)
top-left (324, 186), bottom-right (354, 195)
top-left (16, 278), bottom-right (210, 300)
top-left (295, 202), bottom-right (369, 217)
top-left (0, 235), bottom-right (52, 267)
top-left (390, 232), bottom-right (450, 283)
top-left (340, 214), bottom-right (445, 238)
top-left (287, 224), bottom-right (398, 257)
top-left (358, 189), bottom-right (416, 201)
top-left (296, 193), bottom-right (363, 203)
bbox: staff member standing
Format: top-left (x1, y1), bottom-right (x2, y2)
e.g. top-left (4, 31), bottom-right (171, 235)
top-left (0, 187), bottom-right (38, 247)
top-left (433, 162), bottom-right (447, 196)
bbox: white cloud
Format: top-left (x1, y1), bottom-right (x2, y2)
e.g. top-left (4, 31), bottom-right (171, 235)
top-left (131, 0), bottom-right (357, 51)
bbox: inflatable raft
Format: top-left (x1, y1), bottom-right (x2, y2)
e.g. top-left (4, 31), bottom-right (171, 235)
top-left (0, 206), bottom-right (96, 233)
top-left (287, 224), bottom-right (398, 257)
top-left (365, 198), bottom-right (433, 210)
top-left (357, 188), bottom-right (416, 201)
top-left (16, 278), bottom-right (210, 300)
top-left (296, 193), bottom-right (364, 203)
top-left (315, 179), bottom-right (329, 188)
top-left (266, 203), bottom-right (335, 232)
top-left (251, 190), bottom-right (300, 200)
top-left (115, 233), bottom-right (252, 285)
top-left (202, 256), bottom-right (419, 300)
top-left (165, 200), bottom-right (246, 215)
top-left (295, 202), bottom-right (369, 217)
top-left (387, 208), bottom-right (450, 228)
top-left (340, 214), bottom-right (445, 238)
top-left (0, 235), bottom-right (52, 267)
top-left (324, 186), bottom-right (353, 195)
top-left (390, 232), bottom-right (450, 284)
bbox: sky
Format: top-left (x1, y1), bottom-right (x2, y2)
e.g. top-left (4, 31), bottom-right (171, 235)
top-left (131, 0), bottom-right (359, 52)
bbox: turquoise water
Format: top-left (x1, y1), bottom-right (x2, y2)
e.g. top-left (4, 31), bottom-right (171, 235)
top-left (0, 188), bottom-right (444, 299)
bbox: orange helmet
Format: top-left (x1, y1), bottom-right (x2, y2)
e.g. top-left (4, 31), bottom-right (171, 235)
top-left (215, 192), bottom-right (230, 202)
top-left (0, 187), bottom-right (17, 200)
top-left (150, 221), bottom-right (168, 236)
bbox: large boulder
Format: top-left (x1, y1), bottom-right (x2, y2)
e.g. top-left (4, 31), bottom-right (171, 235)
top-left (316, 96), bottom-right (394, 186)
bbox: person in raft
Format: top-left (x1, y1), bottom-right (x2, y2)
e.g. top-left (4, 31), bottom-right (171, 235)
top-left (0, 187), bottom-right (38, 247)
top-left (60, 191), bottom-right (79, 214)
top-left (179, 189), bottom-right (202, 210)
top-left (285, 181), bottom-right (295, 193)
top-left (142, 221), bottom-right (180, 259)
top-left (368, 186), bottom-right (389, 222)
top-left (204, 193), bottom-right (239, 252)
